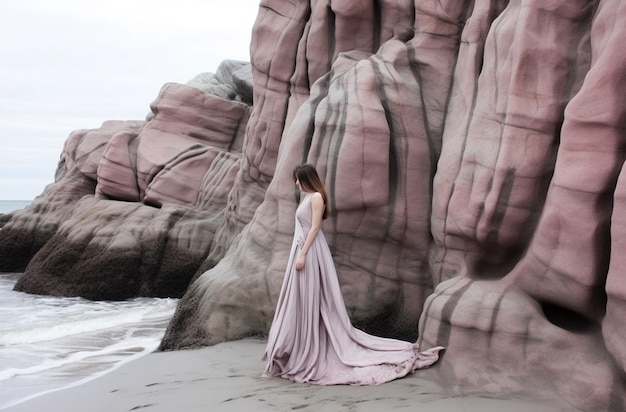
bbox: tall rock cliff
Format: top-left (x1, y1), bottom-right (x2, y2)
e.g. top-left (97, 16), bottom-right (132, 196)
top-left (1, 1), bottom-right (625, 410)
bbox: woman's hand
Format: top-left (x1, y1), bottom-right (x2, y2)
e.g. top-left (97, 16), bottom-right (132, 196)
top-left (296, 252), bottom-right (306, 270)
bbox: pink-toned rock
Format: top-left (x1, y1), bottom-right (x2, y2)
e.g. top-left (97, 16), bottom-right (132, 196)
top-left (135, 82), bottom-right (248, 206)
top-left (96, 128), bottom-right (142, 201)
top-left (14, 197), bottom-right (220, 300)
top-left (3, 62), bottom-right (252, 299)
top-left (606, 165), bottom-right (626, 374)
top-left (419, 277), bottom-right (617, 411)
top-left (162, 0), bottom-right (626, 410)
top-left (3, 0), bottom-right (626, 410)
top-left (162, 0), bottom-right (469, 349)
top-left (145, 149), bottom-right (241, 207)
top-left (0, 120), bottom-right (143, 271)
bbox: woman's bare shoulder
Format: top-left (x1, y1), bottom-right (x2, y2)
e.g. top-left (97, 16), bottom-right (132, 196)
top-left (310, 192), bottom-right (324, 207)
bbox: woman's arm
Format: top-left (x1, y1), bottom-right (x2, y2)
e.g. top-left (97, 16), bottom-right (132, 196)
top-left (295, 192), bottom-right (324, 270)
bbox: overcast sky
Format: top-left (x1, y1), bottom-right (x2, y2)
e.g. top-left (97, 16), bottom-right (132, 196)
top-left (0, 0), bottom-right (258, 200)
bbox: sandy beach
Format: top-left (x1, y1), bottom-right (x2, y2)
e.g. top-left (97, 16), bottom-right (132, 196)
top-left (0, 338), bottom-right (570, 412)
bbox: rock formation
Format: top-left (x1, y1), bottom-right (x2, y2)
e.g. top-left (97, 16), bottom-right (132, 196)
top-left (2, 60), bottom-right (251, 298)
top-left (1, 0), bottom-right (625, 410)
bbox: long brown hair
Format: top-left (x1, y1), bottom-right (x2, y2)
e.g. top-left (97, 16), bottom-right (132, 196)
top-left (293, 163), bottom-right (328, 219)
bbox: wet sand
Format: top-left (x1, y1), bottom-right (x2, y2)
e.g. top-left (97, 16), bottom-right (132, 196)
top-left (2, 339), bottom-right (568, 412)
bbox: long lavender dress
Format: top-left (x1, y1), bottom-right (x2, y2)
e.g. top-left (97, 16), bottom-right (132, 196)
top-left (263, 192), bottom-right (444, 385)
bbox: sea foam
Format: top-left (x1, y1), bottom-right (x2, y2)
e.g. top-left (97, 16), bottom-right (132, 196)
top-left (0, 273), bottom-right (178, 409)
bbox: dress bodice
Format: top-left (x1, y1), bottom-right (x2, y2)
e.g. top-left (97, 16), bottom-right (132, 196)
top-left (296, 193), bottom-right (313, 232)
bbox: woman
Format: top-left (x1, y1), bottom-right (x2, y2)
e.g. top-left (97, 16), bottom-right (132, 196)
top-left (263, 164), bottom-right (443, 385)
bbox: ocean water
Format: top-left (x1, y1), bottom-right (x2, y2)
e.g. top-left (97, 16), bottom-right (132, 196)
top-left (0, 200), bottom-right (32, 214)
top-left (0, 273), bottom-right (178, 409)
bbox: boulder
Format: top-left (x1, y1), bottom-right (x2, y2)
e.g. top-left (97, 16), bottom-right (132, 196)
top-left (5, 62), bottom-right (251, 298)
top-left (3, 1), bottom-right (626, 410)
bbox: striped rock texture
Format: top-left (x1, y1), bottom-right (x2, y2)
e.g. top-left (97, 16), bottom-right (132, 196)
top-left (1, 0), bottom-right (625, 409)
top-left (3, 60), bottom-right (251, 298)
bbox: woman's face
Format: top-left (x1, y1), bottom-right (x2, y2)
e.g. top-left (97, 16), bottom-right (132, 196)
top-left (295, 177), bottom-right (302, 191)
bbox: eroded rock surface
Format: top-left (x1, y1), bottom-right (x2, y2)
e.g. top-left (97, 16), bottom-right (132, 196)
top-left (4, 60), bottom-right (251, 298)
top-left (2, 1), bottom-right (626, 410)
